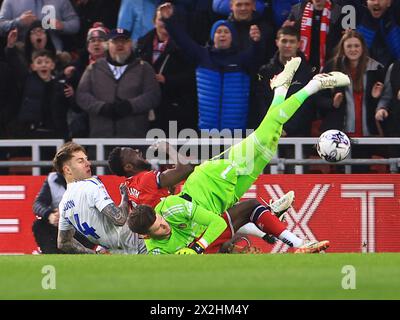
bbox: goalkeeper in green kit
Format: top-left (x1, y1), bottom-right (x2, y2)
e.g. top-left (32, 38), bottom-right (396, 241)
top-left (128, 57), bottom-right (350, 254)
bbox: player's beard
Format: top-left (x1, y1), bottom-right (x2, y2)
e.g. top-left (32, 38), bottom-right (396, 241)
top-left (135, 160), bottom-right (152, 171)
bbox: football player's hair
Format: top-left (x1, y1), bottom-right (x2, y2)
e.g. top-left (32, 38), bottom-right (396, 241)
top-left (107, 147), bottom-right (125, 176)
top-left (53, 142), bottom-right (87, 174)
top-left (128, 205), bottom-right (156, 235)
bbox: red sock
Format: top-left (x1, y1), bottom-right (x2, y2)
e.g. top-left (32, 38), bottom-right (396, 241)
top-left (250, 205), bottom-right (286, 237)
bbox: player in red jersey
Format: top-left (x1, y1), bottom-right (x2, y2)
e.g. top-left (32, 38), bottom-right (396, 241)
top-left (107, 141), bottom-right (194, 208)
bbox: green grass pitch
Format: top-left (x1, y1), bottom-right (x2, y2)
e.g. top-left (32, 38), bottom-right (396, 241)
top-left (1, 253), bottom-right (399, 300)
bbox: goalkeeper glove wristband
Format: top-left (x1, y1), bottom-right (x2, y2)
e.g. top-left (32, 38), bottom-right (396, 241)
top-left (188, 241), bottom-right (205, 254)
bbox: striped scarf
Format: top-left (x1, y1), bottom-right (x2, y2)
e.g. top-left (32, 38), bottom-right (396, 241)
top-left (152, 35), bottom-right (168, 64)
top-left (300, 0), bottom-right (331, 70)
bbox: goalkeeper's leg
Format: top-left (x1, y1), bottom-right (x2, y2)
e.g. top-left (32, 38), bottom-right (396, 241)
top-left (230, 69), bottom-right (351, 200)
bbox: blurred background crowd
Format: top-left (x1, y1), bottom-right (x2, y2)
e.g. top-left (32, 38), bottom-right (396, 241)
top-left (0, 0), bottom-right (399, 174)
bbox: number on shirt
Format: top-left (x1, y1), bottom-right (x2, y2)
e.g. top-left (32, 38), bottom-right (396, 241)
top-left (221, 165), bottom-right (233, 180)
top-left (73, 214), bottom-right (100, 239)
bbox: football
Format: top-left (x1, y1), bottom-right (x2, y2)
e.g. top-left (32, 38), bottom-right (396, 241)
top-left (317, 129), bottom-right (351, 162)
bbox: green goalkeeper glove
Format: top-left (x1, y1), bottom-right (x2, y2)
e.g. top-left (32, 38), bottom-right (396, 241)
top-left (175, 247), bottom-right (197, 255)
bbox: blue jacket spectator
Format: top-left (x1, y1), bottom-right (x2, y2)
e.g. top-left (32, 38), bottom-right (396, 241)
top-left (270, 0), bottom-right (301, 28)
top-left (118, 0), bottom-right (159, 42)
top-left (212, 0), bottom-right (300, 29)
top-left (0, 0), bottom-right (80, 52)
top-left (161, 3), bottom-right (263, 131)
top-left (212, 0), bottom-right (265, 16)
top-left (355, 0), bottom-right (400, 66)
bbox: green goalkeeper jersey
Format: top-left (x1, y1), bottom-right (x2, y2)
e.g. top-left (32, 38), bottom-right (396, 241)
top-left (182, 158), bottom-right (239, 215)
top-left (145, 195), bottom-right (227, 254)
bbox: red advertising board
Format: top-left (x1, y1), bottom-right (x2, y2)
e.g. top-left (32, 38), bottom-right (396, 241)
top-left (0, 175), bottom-right (399, 254)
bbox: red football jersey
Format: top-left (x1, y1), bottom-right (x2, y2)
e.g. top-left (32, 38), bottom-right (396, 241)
top-left (124, 170), bottom-right (170, 208)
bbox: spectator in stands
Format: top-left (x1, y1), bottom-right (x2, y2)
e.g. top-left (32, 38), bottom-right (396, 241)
top-left (71, 0), bottom-right (121, 51)
top-left (284, 0), bottom-right (344, 71)
top-left (213, 0), bottom-right (301, 31)
top-left (15, 50), bottom-right (73, 141)
top-left (356, 0), bottom-right (400, 66)
top-left (135, 5), bottom-right (197, 132)
top-left (269, 0), bottom-right (301, 29)
top-left (0, 0), bottom-right (80, 52)
top-left (5, 21), bottom-right (58, 88)
top-left (63, 22), bottom-right (110, 138)
top-left (213, 0), bottom-right (266, 17)
top-left (32, 171), bottom-right (94, 254)
top-left (164, 1), bottom-right (219, 47)
top-left (255, 26), bottom-right (319, 172)
top-left (160, 2), bottom-right (263, 131)
top-left (255, 26), bottom-right (318, 137)
top-left (227, 0), bottom-right (274, 63)
top-left (376, 59), bottom-right (400, 136)
top-left (225, 0), bottom-right (276, 128)
top-left (320, 29), bottom-right (385, 138)
top-left (118, 0), bottom-right (159, 43)
top-left (76, 28), bottom-right (161, 138)
top-left (64, 23), bottom-right (109, 92)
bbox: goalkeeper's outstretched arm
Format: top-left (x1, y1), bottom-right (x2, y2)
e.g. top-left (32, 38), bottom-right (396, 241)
top-left (188, 205), bottom-right (227, 253)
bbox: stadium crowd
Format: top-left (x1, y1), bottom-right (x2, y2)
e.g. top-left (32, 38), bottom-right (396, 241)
top-left (0, 0), bottom-right (399, 174)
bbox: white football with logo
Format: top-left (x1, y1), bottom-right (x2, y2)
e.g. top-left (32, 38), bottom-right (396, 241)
top-left (317, 129), bottom-right (351, 163)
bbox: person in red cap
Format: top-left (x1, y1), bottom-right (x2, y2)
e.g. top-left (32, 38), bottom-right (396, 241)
top-left (64, 22), bottom-right (109, 80)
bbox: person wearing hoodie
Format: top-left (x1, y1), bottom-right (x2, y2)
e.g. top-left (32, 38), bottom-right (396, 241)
top-left (159, 2), bottom-right (263, 131)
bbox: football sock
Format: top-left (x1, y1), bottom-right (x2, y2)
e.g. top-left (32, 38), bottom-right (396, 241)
top-left (236, 222), bottom-right (267, 238)
top-left (250, 205), bottom-right (286, 237)
top-left (300, 79), bottom-right (321, 97)
top-left (277, 230), bottom-right (304, 248)
top-left (269, 86), bottom-right (288, 110)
